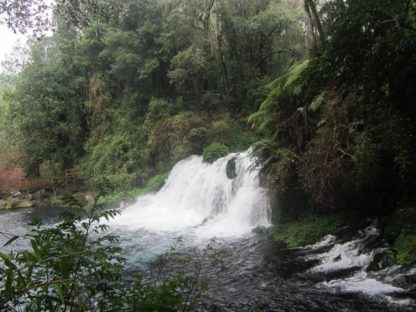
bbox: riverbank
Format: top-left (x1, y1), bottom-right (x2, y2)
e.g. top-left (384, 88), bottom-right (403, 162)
top-left (267, 208), bottom-right (416, 268)
top-left (0, 189), bottom-right (54, 210)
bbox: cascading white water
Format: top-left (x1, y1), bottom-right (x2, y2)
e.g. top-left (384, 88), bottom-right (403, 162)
top-left (306, 226), bottom-right (415, 304)
top-left (110, 151), bottom-right (270, 238)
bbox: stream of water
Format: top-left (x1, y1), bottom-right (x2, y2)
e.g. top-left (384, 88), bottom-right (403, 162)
top-left (1, 151), bottom-right (415, 311)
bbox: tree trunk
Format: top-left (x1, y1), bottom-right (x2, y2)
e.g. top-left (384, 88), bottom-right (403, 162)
top-left (307, 0), bottom-right (326, 44)
top-left (304, 0), bottom-right (325, 46)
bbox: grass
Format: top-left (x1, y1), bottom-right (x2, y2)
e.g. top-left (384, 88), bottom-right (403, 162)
top-left (267, 214), bottom-right (344, 247)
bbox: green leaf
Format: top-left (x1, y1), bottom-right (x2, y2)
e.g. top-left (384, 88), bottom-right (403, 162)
top-left (0, 251), bottom-right (11, 262)
top-left (5, 269), bottom-right (13, 292)
top-left (3, 235), bottom-right (19, 247)
top-left (309, 92), bottom-right (326, 112)
top-left (317, 118), bottom-right (327, 128)
top-left (53, 284), bottom-right (65, 305)
top-left (30, 240), bottom-right (42, 261)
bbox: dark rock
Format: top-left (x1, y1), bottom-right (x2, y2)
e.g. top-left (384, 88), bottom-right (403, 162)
top-left (226, 158), bottom-right (237, 179)
top-left (252, 225), bottom-right (267, 234)
top-left (0, 197), bottom-right (18, 209)
top-left (33, 189), bottom-right (49, 200)
top-left (367, 250), bottom-right (395, 272)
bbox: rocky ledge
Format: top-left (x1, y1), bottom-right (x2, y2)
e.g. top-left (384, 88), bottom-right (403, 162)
top-left (0, 190), bottom-right (53, 210)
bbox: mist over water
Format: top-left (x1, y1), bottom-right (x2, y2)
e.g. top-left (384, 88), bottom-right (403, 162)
top-left (110, 151), bottom-right (270, 238)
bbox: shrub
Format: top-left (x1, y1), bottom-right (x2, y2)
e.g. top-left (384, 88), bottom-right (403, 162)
top-left (394, 234), bottom-right (416, 265)
top-left (203, 143), bottom-right (229, 163)
top-left (0, 193), bottom-right (210, 311)
top-left (228, 131), bottom-right (257, 151)
top-left (385, 206), bottom-right (416, 265)
top-left (145, 173), bottom-right (169, 192)
top-left (144, 98), bottom-right (176, 129)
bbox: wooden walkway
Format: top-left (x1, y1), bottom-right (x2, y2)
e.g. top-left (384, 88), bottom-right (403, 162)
top-left (19, 169), bottom-right (73, 192)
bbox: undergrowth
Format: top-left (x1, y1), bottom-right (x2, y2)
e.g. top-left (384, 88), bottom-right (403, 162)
top-left (267, 214), bottom-right (344, 247)
top-left (385, 205), bottom-right (416, 265)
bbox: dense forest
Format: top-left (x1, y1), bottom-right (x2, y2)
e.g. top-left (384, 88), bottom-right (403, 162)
top-left (1, 0), bottom-right (416, 310)
top-left (0, 0), bottom-right (308, 184)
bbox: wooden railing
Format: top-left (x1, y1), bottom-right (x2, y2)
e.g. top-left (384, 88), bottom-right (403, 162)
top-left (19, 169), bottom-right (75, 192)
top-left (19, 177), bottom-right (55, 191)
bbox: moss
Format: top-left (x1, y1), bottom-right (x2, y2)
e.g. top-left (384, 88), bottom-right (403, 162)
top-left (267, 214), bottom-right (344, 247)
top-left (202, 143), bottom-right (229, 163)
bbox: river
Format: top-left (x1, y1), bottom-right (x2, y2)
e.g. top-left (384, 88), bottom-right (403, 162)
top-left (1, 151), bottom-right (415, 311)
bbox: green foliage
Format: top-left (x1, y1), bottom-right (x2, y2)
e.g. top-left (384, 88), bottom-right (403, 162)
top-left (228, 131), bottom-right (258, 152)
top-left (146, 173), bottom-right (169, 192)
top-left (309, 91), bottom-right (326, 113)
top-left (267, 214), bottom-right (344, 247)
top-left (0, 192), bottom-right (212, 311)
top-left (2, 0), bottom-right (309, 187)
top-left (145, 98), bottom-right (176, 125)
top-left (0, 88), bottom-right (22, 165)
top-left (0, 192), bottom-right (124, 311)
top-left (248, 60), bottom-right (309, 136)
top-left (168, 46), bottom-right (206, 92)
top-left (385, 206), bottom-right (416, 265)
top-left (203, 143), bottom-right (230, 163)
top-left (247, 0), bottom-right (416, 228)
top-left (394, 234), bottom-right (416, 265)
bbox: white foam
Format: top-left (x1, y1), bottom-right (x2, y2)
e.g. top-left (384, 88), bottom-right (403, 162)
top-left (309, 227), bottom-right (416, 303)
top-left (321, 271), bottom-right (405, 295)
top-left (110, 151), bottom-right (270, 238)
top-left (303, 234), bottom-right (336, 250)
top-left (308, 227), bottom-right (378, 272)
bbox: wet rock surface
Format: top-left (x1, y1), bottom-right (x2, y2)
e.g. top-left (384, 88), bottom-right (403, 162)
top-left (226, 158), bottom-right (237, 179)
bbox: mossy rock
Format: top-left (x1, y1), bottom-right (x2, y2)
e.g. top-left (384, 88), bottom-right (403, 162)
top-left (0, 198), bottom-right (33, 209)
top-left (15, 199), bottom-right (33, 208)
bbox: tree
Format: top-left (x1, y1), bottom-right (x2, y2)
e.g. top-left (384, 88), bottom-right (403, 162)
top-left (0, 0), bottom-right (50, 34)
top-left (9, 35), bottom-right (88, 175)
top-left (0, 0), bottom-right (124, 34)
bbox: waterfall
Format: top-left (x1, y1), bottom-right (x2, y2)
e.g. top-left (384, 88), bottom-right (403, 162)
top-left (110, 150), bottom-right (270, 238)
